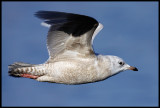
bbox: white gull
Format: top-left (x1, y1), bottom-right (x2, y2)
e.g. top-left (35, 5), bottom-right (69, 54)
top-left (8, 11), bottom-right (138, 84)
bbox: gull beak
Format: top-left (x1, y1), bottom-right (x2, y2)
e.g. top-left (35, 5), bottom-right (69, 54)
top-left (128, 66), bottom-right (138, 71)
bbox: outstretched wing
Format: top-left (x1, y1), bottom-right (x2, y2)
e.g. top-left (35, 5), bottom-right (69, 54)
top-left (35, 11), bottom-right (103, 62)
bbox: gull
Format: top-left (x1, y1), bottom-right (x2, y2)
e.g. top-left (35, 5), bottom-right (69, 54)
top-left (8, 11), bottom-right (138, 84)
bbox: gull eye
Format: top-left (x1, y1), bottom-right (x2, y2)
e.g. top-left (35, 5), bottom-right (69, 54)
top-left (119, 61), bottom-right (124, 66)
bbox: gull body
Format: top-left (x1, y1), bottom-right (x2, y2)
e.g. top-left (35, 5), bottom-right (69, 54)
top-left (8, 11), bottom-right (138, 84)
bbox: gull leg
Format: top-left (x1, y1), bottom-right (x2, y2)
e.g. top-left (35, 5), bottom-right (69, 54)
top-left (21, 74), bottom-right (39, 79)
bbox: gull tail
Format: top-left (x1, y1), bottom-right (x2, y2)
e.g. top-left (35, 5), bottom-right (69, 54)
top-left (8, 62), bottom-right (41, 79)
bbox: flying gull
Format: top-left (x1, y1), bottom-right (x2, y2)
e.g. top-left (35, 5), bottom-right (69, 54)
top-left (8, 11), bottom-right (138, 84)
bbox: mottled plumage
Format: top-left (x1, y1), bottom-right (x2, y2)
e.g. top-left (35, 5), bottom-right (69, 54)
top-left (8, 11), bottom-right (138, 84)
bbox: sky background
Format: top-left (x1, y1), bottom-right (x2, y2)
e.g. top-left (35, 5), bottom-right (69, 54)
top-left (2, 1), bottom-right (158, 107)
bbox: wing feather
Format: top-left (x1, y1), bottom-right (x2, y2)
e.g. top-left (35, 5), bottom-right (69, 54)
top-left (35, 11), bottom-right (103, 62)
top-left (47, 31), bottom-right (69, 59)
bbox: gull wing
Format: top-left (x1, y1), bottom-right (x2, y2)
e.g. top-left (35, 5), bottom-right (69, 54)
top-left (35, 11), bottom-right (103, 62)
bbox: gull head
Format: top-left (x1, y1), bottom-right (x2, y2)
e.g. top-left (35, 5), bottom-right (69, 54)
top-left (107, 55), bottom-right (138, 75)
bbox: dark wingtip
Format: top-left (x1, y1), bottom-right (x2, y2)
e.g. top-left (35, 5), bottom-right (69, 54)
top-left (34, 10), bottom-right (99, 36)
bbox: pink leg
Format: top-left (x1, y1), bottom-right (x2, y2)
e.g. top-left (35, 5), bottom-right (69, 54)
top-left (21, 74), bottom-right (39, 79)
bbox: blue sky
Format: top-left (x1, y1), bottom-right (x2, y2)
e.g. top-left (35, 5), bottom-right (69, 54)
top-left (2, 2), bottom-right (158, 106)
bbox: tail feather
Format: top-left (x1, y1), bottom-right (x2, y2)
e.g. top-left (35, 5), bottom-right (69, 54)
top-left (8, 62), bottom-right (36, 77)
